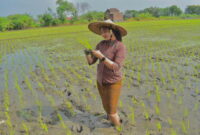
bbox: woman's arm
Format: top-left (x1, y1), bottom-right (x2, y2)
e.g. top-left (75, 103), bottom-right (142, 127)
top-left (92, 44), bottom-right (126, 71)
top-left (85, 53), bottom-right (98, 65)
top-left (85, 40), bottom-right (103, 65)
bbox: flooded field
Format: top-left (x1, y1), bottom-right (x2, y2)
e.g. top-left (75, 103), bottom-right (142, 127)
top-left (0, 19), bottom-right (200, 135)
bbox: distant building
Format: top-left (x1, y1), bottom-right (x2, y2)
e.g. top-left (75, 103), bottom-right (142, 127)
top-left (104, 8), bottom-right (124, 22)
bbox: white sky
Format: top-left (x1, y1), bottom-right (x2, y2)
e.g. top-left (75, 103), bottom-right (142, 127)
top-left (0, 0), bottom-right (200, 17)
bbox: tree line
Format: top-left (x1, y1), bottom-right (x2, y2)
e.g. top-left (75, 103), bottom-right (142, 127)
top-left (0, 0), bottom-right (200, 32)
top-left (124, 5), bottom-right (200, 19)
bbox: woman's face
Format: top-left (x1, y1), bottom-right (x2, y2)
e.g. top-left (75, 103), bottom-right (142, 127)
top-left (100, 27), bottom-right (112, 40)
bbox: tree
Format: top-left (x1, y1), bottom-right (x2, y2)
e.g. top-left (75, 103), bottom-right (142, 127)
top-left (159, 8), bottom-right (170, 16)
top-left (0, 17), bottom-right (12, 31)
top-left (76, 2), bottom-right (91, 16)
top-left (56, 0), bottom-right (77, 23)
top-left (140, 7), bottom-right (162, 17)
top-left (38, 13), bottom-right (54, 26)
top-left (80, 11), bottom-right (104, 22)
top-left (169, 5), bottom-right (182, 16)
top-left (38, 8), bottom-right (61, 26)
top-left (7, 14), bottom-right (36, 30)
top-left (185, 5), bottom-right (200, 15)
top-left (124, 10), bottom-right (139, 19)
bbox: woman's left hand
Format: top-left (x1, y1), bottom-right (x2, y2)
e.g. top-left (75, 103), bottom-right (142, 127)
top-left (91, 50), bottom-right (104, 59)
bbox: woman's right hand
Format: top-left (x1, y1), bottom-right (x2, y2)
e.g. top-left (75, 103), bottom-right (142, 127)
top-left (84, 49), bottom-right (92, 55)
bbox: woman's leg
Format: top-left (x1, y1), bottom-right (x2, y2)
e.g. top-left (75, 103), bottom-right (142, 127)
top-left (96, 80), bottom-right (108, 114)
top-left (104, 79), bottom-right (122, 126)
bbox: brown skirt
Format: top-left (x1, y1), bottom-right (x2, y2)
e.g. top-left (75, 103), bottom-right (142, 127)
top-left (96, 79), bottom-right (122, 114)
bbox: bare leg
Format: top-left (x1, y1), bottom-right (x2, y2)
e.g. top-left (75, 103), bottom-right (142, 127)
top-left (108, 112), bottom-right (121, 126)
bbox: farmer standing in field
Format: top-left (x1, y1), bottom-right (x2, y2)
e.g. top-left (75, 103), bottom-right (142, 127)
top-left (84, 19), bottom-right (127, 127)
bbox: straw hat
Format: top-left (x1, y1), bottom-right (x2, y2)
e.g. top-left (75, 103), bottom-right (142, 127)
top-left (88, 19), bottom-right (127, 37)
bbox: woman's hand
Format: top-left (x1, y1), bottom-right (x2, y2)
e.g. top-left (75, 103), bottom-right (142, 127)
top-left (91, 50), bottom-right (104, 59)
top-left (84, 49), bottom-right (92, 55)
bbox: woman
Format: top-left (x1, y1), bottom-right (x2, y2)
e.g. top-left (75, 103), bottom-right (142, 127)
top-left (84, 19), bottom-right (127, 127)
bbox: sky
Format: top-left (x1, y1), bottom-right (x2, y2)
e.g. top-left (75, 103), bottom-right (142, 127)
top-left (0, 0), bottom-right (200, 17)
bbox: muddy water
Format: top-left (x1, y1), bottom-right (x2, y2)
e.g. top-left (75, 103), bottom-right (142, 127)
top-left (0, 32), bottom-right (200, 134)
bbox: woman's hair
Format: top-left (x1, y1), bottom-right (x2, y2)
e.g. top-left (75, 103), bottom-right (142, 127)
top-left (100, 26), bottom-right (122, 41)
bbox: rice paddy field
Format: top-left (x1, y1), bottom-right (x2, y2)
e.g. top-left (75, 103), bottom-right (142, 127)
top-left (0, 19), bottom-right (200, 135)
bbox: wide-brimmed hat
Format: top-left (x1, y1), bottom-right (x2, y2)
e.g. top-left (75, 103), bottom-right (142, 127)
top-left (88, 19), bottom-right (127, 37)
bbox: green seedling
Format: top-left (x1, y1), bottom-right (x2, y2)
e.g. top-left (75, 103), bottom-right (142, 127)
top-left (171, 128), bottom-right (177, 135)
top-left (145, 129), bottom-right (151, 135)
top-left (115, 125), bottom-right (123, 132)
top-left (156, 121), bottom-right (162, 132)
top-left (22, 123), bottom-right (30, 135)
top-left (128, 106), bottom-right (135, 125)
top-left (77, 38), bottom-right (93, 50)
top-left (155, 104), bottom-right (160, 115)
top-left (57, 113), bottom-right (72, 135)
top-left (119, 100), bottom-right (123, 108)
top-left (144, 110), bottom-right (150, 120)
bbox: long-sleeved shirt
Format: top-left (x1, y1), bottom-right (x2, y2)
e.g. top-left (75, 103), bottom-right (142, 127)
top-left (93, 39), bottom-right (127, 86)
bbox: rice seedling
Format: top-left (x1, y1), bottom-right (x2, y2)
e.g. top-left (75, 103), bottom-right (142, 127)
top-left (22, 123), bottom-right (30, 135)
top-left (181, 120), bottom-right (188, 134)
top-left (77, 38), bottom-right (93, 50)
top-left (154, 104), bottom-right (160, 116)
top-left (145, 129), bottom-right (151, 135)
top-left (170, 128), bottom-right (177, 135)
top-left (156, 121), bottom-right (162, 132)
top-left (155, 85), bottom-right (161, 103)
top-left (38, 114), bottom-right (48, 132)
top-left (167, 117), bottom-right (173, 127)
top-left (144, 109), bottom-right (150, 121)
top-left (128, 106), bottom-right (135, 125)
top-left (57, 113), bottom-right (72, 135)
top-left (65, 100), bottom-right (76, 116)
top-left (14, 75), bottom-right (25, 107)
top-left (0, 19), bottom-right (199, 135)
top-left (119, 100), bottom-right (123, 108)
